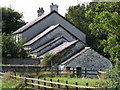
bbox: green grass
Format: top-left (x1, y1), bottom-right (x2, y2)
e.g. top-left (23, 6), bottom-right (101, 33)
top-left (0, 78), bottom-right (24, 89)
top-left (40, 77), bottom-right (110, 88)
top-left (24, 71), bottom-right (110, 88)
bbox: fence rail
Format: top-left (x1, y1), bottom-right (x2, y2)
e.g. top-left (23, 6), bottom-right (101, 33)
top-left (0, 72), bottom-right (96, 89)
top-left (1, 65), bottom-right (100, 78)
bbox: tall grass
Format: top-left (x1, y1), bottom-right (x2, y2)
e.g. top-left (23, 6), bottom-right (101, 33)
top-left (0, 72), bottom-right (24, 89)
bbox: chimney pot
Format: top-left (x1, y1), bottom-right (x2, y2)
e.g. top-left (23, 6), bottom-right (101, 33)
top-left (50, 3), bottom-right (58, 12)
top-left (37, 7), bottom-right (44, 17)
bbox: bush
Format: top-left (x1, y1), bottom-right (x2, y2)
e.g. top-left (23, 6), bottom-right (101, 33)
top-left (42, 53), bottom-right (55, 66)
top-left (106, 61), bottom-right (120, 88)
top-left (2, 33), bottom-right (28, 58)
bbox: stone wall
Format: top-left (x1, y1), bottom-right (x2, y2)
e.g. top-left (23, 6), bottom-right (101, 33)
top-left (2, 58), bottom-right (40, 65)
top-left (0, 65), bottom-right (45, 73)
top-left (60, 48), bottom-right (112, 70)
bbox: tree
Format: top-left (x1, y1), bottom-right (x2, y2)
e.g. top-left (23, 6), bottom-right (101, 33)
top-left (65, 3), bottom-right (102, 55)
top-left (1, 7), bottom-right (26, 34)
top-left (86, 2), bottom-right (120, 63)
top-left (2, 33), bottom-right (28, 58)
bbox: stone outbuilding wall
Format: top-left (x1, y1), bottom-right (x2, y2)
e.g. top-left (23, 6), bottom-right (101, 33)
top-left (60, 47), bottom-right (112, 70)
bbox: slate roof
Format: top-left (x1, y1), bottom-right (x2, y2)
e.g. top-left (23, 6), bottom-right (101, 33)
top-left (24, 24), bottom-right (59, 46)
top-left (13, 11), bottom-right (85, 36)
top-left (13, 14), bottom-right (48, 34)
top-left (32, 37), bottom-right (63, 53)
top-left (61, 47), bottom-right (90, 65)
top-left (39, 40), bottom-right (78, 58)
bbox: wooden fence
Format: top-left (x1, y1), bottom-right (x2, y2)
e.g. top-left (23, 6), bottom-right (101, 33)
top-left (0, 72), bottom-right (96, 89)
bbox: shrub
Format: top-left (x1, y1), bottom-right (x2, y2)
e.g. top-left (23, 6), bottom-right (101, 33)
top-left (42, 53), bottom-right (55, 66)
top-left (106, 61), bottom-right (120, 88)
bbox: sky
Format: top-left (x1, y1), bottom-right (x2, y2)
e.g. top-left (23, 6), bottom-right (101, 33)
top-left (1, 0), bottom-right (92, 22)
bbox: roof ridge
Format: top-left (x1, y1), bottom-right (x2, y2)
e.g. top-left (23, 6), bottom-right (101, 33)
top-left (61, 47), bottom-right (90, 65)
top-left (13, 11), bottom-right (85, 36)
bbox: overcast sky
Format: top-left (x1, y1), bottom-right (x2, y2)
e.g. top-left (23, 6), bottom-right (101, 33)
top-left (1, 0), bottom-right (92, 22)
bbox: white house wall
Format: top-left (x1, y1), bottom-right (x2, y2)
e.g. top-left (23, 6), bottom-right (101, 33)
top-left (34, 37), bottom-right (68, 56)
top-left (31, 27), bottom-right (77, 50)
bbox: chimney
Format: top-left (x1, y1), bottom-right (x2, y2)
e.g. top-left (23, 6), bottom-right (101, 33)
top-left (37, 7), bottom-right (44, 17)
top-left (50, 3), bottom-right (58, 12)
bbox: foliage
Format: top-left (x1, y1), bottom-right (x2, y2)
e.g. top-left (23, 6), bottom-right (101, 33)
top-left (2, 33), bottom-right (28, 58)
top-left (1, 77), bottom-right (24, 89)
top-left (106, 61), bottom-right (120, 88)
top-left (85, 2), bottom-right (120, 88)
top-left (1, 7), bottom-right (26, 34)
top-left (65, 3), bottom-right (104, 56)
top-left (86, 3), bottom-right (120, 63)
top-left (42, 53), bottom-right (55, 66)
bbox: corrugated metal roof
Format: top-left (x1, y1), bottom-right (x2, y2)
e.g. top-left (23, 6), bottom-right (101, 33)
top-left (24, 24), bottom-right (59, 46)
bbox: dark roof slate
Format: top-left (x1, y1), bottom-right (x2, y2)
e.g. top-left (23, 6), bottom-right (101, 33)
top-left (61, 47), bottom-right (90, 65)
top-left (39, 40), bottom-right (78, 58)
top-left (13, 11), bottom-right (85, 36)
top-left (24, 24), bottom-right (59, 46)
top-left (13, 14), bottom-right (48, 34)
top-left (32, 37), bottom-right (62, 53)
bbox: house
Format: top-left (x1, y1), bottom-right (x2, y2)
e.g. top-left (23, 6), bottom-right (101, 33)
top-left (13, 3), bottom-right (112, 70)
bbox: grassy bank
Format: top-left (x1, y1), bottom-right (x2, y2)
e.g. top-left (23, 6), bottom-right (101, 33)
top-left (0, 78), bottom-right (24, 89)
top-left (40, 77), bottom-right (110, 88)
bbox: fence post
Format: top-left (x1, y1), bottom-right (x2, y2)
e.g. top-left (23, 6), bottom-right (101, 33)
top-left (38, 76), bottom-right (40, 89)
top-left (14, 72), bottom-right (16, 79)
top-left (76, 82), bottom-right (78, 90)
top-left (24, 78), bottom-right (27, 86)
top-left (57, 66), bottom-right (59, 75)
top-left (36, 69), bottom-right (38, 76)
top-left (85, 68), bottom-right (87, 77)
top-left (32, 76), bottom-right (34, 88)
top-left (20, 74), bottom-right (21, 77)
top-left (72, 68), bottom-right (75, 77)
top-left (58, 79), bottom-right (60, 88)
top-left (86, 82), bottom-right (89, 90)
top-left (86, 82), bottom-right (88, 86)
top-left (50, 78), bottom-right (53, 87)
top-left (76, 66), bottom-right (82, 77)
top-left (66, 81), bottom-right (68, 90)
top-left (44, 78), bottom-right (46, 90)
